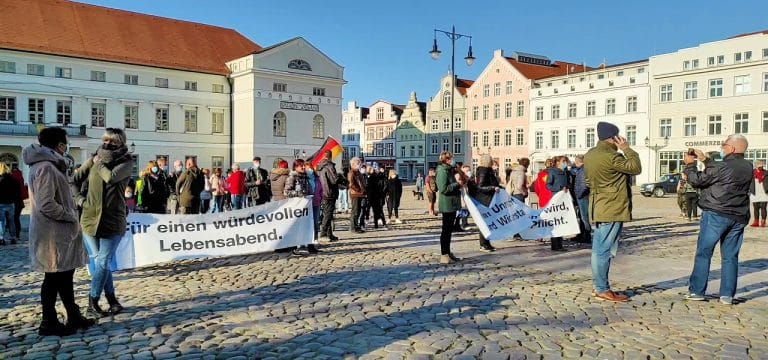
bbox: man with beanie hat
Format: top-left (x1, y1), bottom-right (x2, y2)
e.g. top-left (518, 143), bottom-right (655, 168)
top-left (583, 121), bottom-right (642, 302)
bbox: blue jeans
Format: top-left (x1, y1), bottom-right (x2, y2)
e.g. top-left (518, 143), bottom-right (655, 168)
top-left (231, 194), bottom-right (244, 210)
top-left (577, 197), bottom-right (592, 233)
top-left (337, 189), bottom-right (349, 212)
top-left (312, 205), bottom-right (321, 239)
top-left (591, 222), bottom-right (623, 293)
top-left (0, 203), bottom-right (15, 239)
top-left (688, 211), bottom-right (745, 298)
top-left (83, 233), bottom-right (122, 298)
top-left (210, 195), bottom-right (225, 213)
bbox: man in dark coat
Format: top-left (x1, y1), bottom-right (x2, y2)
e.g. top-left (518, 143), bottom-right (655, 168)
top-left (176, 158), bottom-right (205, 214)
top-left (245, 156), bottom-right (271, 206)
top-left (316, 151), bottom-right (339, 241)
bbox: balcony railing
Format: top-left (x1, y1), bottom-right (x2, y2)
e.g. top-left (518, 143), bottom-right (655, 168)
top-left (0, 123), bottom-right (86, 137)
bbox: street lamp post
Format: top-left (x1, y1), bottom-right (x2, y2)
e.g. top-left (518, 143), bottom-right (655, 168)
top-left (429, 26), bottom-right (475, 154)
top-left (645, 136), bottom-right (669, 180)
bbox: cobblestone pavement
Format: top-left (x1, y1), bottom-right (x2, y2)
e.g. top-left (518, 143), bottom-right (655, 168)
top-left (1, 187), bottom-right (766, 359)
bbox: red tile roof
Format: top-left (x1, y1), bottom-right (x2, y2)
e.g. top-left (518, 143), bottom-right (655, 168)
top-left (456, 78), bottom-right (474, 96)
top-left (506, 58), bottom-right (590, 80)
top-left (728, 29), bottom-right (768, 39)
top-left (0, 0), bottom-right (261, 75)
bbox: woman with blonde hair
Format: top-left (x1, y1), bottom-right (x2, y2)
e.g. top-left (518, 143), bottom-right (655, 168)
top-left (139, 160), bottom-right (167, 214)
top-left (386, 169), bottom-right (403, 224)
top-left (436, 151), bottom-right (465, 264)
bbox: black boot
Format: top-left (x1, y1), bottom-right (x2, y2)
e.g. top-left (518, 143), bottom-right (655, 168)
top-left (87, 297), bottom-right (110, 318)
top-left (66, 311), bottom-right (96, 331)
top-left (39, 320), bottom-right (76, 337)
top-left (104, 293), bottom-right (124, 315)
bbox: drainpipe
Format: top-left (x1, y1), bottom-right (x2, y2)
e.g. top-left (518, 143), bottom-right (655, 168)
top-left (227, 77), bottom-right (234, 169)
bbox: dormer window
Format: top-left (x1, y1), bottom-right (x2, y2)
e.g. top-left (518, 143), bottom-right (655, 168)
top-left (288, 59), bottom-right (312, 71)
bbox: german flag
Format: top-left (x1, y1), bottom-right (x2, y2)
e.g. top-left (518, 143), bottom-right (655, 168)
top-left (306, 136), bottom-right (343, 168)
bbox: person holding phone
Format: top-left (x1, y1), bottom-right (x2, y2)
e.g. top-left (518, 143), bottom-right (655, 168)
top-left (583, 122), bottom-right (642, 302)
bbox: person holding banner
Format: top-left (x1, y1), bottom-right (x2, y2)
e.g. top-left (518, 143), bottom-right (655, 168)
top-left (74, 128), bottom-right (132, 316)
top-left (533, 159), bottom-right (554, 208)
top-left (436, 151), bottom-right (465, 264)
top-left (546, 156), bottom-right (571, 252)
top-left (506, 158), bottom-right (530, 203)
top-left (285, 159), bottom-right (320, 255)
top-left (474, 155), bottom-right (501, 252)
top-left (269, 160), bottom-right (290, 202)
top-left (583, 122), bottom-right (641, 302)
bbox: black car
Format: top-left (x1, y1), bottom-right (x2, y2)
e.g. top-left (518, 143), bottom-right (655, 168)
top-left (640, 174), bottom-right (681, 197)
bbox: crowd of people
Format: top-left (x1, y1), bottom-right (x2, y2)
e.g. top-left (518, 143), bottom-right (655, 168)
top-left (4, 121), bottom-right (763, 337)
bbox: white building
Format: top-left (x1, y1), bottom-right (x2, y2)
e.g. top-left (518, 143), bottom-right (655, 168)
top-left (0, 0), bottom-right (344, 177)
top-left (395, 92), bottom-right (427, 180)
top-left (529, 60), bottom-right (653, 184)
top-left (649, 30), bottom-right (768, 179)
top-left (341, 101), bottom-right (368, 168)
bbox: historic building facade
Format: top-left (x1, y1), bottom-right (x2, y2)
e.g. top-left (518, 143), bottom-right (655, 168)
top-left (528, 60), bottom-right (654, 184)
top-left (649, 30), bottom-right (768, 179)
top-left (395, 92), bottom-right (426, 180)
top-left (362, 101), bottom-right (402, 170)
top-left (465, 50), bottom-right (587, 183)
top-left (425, 73), bottom-right (472, 169)
top-left (341, 101), bottom-right (368, 168)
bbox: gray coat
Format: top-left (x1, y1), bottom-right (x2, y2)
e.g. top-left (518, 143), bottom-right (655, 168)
top-left (22, 144), bottom-right (87, 273)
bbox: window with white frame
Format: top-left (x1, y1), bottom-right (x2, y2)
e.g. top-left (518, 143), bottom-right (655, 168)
top-left (535, 131), bottom-right (544, 150)
top-left (506, 81), bottom-right (513, 94)
top-left (735, 75), bottom-right (751, 95)
top-left (764, 48), bottom-right (768, 59)
top-left (586, 101), bottom-right (596, 116)
top-left (763, 73), bottom-right (768, 92)
top-left (692, 59), bottom-right (699, 69)
top-left (763, 111), bottom-right (768, 133)
top-left (504, 158), bottom-right (512, 170)
top-left (442, 118), bottom-right (450, 130)
top-left (659, 118), bottom-right (672, 138)
top-left (155, 108), bottom-right (169, 131)
top-left (605, 98), bottom-right (616, 114)
top-left (707, 57), bottom-right (715, 67)
top-left (441, 137), bottom-right (449, 152)
top-left (313, 114), bottom-right (324, 138)
top-left (27, 64), bottom-right (44, 76)
top-left (184, 81), bottom-right (197, 91)
top-left (684, 81), bottom-right (698, 100)
top-left (400, 146), bottom-right (406, 158)
top-left (212, 112), bottom-right (224, 134)
top-left (90, 103), bottom-right (105, 127)
top-left (155, 78), bottom-right (168, 88)
top-left (494, 83), bottom-right (501, 96)
top-left (313, 87), bottom-right (325, 96)
top-left (683, 60), bottom-right (691, 70)
top-left (684, 116), bottom-right (697, 136)
top-left (535, 106), bottom-right (543, 121)
top-left (54, 67), bottom-right (71, 78)
top-left (551, 105), bottom-right (560, 119)
top-left (709, 78), bottom-right (723, 97)
top-left (567, 103), bottom-right (577, 118)
top-left (376, 107), bottom-right (384, 120)
top-left (734, 113), bottom-right (749, 134)
top-left (493, 103), bottom-right (500, 119)
top-left (212, 84), bottom-right (225, 93)
top-left (482, 130), bottom-right (489, 147)
top-left (745, 51), bottom-right (752, 61)
top-left (0, 97), bottom-right (16, 122)
top-left (550, 130), bottom-right (560, 149)
top-left (483, 84), bottom-right (489, 97)
top-left (442, 91), bottom-right (451, 110)
top-left (273, 111), bottom-right (286, 137)
top-left (409, 145), bottom-right (415, 157)
top-left (472, 106), bottom-right (478, 121)
top-left (585, 128), bottom-right (596, 148)
top-left (660, 84), bottom-right (672, 102)
top-left (91, 71), bottom-right (106, 82)
top-left (708, 115), bottom-right (722, 135)
top-left (273, 83), bottom-right (287, 92)
top-left (454, 117), bottom-right (462, 129)
top-left (124, 105), bottom-right (138, 129)
top-left (376, 126), bottom-right (384, 139)
top-left (717, 55), bottom-right (725, 65)
top-left (516, 101), bottom-right (524, 117)
top-left (504, 129), bottom-right (512, 146)
top-left (493, 130), bottom-right (500, 147)
top-left (386, 143), bottom-right (394, 157)
top-left (124, 74), bottom-right (138, 85)
top-left (431, 138), bottom-right (439, 154)
top-left (505, 102), bottom-right (513, 118)
top-left (29, 98), bottom-right (44, 124)
top-left (482, 105), bottom-right (489, 120)
top-left (454, 136), bottom-right (462, 154)
top-left (516, 128), bottom-right (524, 146)
top-left (56, 101), bottom-right (71, 125)
top-left (212, 156), bottom-right (224, 168)
top-left (567, 129), bottom-right (576, 149)
top-left (626, 96), bottom-right (638, 113)
top-left (735, 52), bottom-right (743, 63)
top-left (472, 131), bottom-right (479, 147)
top-left (626, 125), bottom-right (636, 146)
top-left (0, 60), bottom-right (15, 73)
top-left (431, 118), bottom-right (438, 131)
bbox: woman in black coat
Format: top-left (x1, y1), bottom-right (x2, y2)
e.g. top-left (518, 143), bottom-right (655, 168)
top-left (139, 161), bottom-right (169, 214)
top-left (474, 155), bottom-right (501, 252)
top-left (386, 170), bottom-right (403, 224)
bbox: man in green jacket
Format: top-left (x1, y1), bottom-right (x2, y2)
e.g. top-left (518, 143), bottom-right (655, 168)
top-left (584, 122), bottom-right (642, 302)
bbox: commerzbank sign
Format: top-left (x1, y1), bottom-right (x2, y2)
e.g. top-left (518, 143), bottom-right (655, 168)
top-left (280, 101), bottom-right (319, 112)
top-left (683, 140), bottom-right (721, 147)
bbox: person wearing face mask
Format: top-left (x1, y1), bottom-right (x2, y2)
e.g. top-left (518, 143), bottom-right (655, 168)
top-left (73, 128), bottom-right (132, 318)
top-left (749, 160), bottom-right (768, 227)
top-left (139, 161), bottom-right (168, 214)
top-left (546, 155), bottom-right (571, 251)
top-left (683, 134), bottom-right (753, 305)
top-left (164, 160), bottom-right (183, 214)
top-left (473, 154), bottom-right (501, 252)
top-left (583, 122), bottom-right (641, 302)
top-left (24, 127), bottom-right (95, 336)
top-left (284, 159), bottom-right (320, 255)
top-left (245, 156), bottom-right (271, 206)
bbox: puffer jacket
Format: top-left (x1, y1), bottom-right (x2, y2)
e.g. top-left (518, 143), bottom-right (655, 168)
top-left (317, 159), bottom-right (339, 200)
top-left (505, 165), bottom-right (528, 197)
top-left (583, 141), bottom-right (642, 223)
top-left (284, 171), bottom-right (311, 198)
top-left (270, 168), bottom-right (290, 201)
top-left (684, 154), bottom-right (753, 224)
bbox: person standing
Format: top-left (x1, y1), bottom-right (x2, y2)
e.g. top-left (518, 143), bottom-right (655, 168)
top-left (0, 163), bottom-right (21, 245)
top-left (546, 156), bottom-right (571, 251)
top-left (139, 161), bottom-right (168, 214)
top-left (164, 160), bottom-right (183, 214)
top-left (176, 157), bottom-right (204, 214)
top-left (570, 155), bottom-right (592, 242)
top-left (386, 170), bottom-right (403, 224)
top-left (474, 155), bottom-right (500, 252)
top-left (73, 128), bottom-right (132, 317)
top-left (336, 167), bottom-right (350, 213)
top-left (426, 168), bottom-right (438, 215)
top-left (677, 172), bottom-right (700, 221)
top-left (285, 159), bottom-right (319, 255)
top-left (506, 158), bottom-right (530, 203)
top-left (269, 160), bottom-right (290, 202)
top-left (347, 157), bottom-right (366, 234)
top-left (749, 160), bottom-right (768, 227)
top-left (10, 164), bottom-right (26, 242)
top-left (226, 164), bottom-right (246, 210)
top-left (317, 151), bottom-right (339, 241)
top-left (209, 168), bottom-right (226, 213)
top-left (23, 127), bottom-right (95, 336)
top-left (199, 168), bottom-right (212, 214)
top-left (584, 122), bottom-right (642, 302)
top-left (415, 173), bottom-right (425, 200)
top-left (245, 156), bottom-right (271, 206)
top-left (367, 167), bottom-right (387, 229)
top-left (436, 151), bottom-right (465, 264)
top-left (684, 135), bottom-right (753, 305)
top-left (363, 166), bottom-right (374, 223)
top-left (533, 159), bottom-right (554, 208)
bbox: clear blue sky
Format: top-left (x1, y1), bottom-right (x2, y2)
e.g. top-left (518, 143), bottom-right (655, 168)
top-left (83, 0), bottom-right (768, 107)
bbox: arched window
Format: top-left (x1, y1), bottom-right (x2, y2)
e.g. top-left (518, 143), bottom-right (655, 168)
top-left (442, 91), bottom-right (451, 110)
top-left (312, 114), bottom-right (324, 139)
top-left (288, 59), bottom-right (312, 71)
top-left (273, 111), bottom-right (286, 137)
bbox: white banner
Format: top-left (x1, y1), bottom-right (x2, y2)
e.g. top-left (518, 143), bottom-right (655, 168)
top-left (114, 197), bottom-right (314, 270)
top-left (464, 190), bottom-right (581, 241)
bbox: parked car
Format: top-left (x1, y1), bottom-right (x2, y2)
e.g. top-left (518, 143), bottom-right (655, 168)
top-left (640, 173), bottom-right (681, 197)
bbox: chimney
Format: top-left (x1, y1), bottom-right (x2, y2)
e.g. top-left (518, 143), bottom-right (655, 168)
top-left (493, 49), bottom-right (504, 58)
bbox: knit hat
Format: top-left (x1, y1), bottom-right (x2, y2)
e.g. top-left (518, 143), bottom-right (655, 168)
top-left (597, 122), bottom-right (619, 140)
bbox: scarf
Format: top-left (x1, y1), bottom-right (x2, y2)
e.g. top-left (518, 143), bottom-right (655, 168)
top-left (755, 168), bottom-right (765, 183)
top-left (95, 145), bottom-right (130, 168)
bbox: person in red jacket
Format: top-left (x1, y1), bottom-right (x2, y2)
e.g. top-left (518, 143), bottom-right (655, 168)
top-left (10, 165), bottom-right (27, 241)
top-left (533, 158), bottom-right (554, 208)
top-left (226, 163), bottom-right (246, 210)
